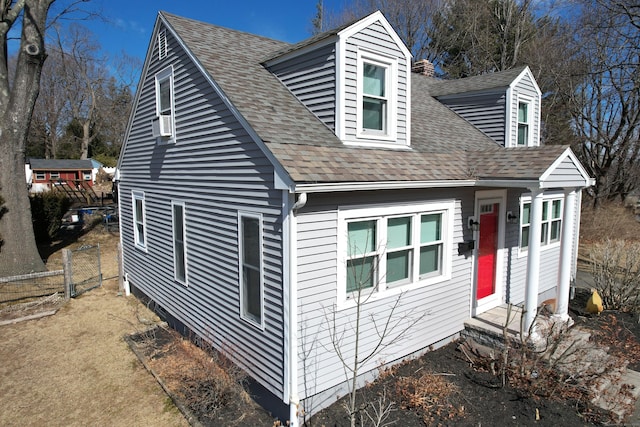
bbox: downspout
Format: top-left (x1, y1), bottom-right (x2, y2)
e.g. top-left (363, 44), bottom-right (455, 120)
top-left (289, 192), bottom-right (307, 427)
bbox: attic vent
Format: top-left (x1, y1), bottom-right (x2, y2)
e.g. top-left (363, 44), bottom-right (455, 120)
top-left (158, 31), bottom-right (167, 60)
top-left (412, 59), bottom-right (434, 77)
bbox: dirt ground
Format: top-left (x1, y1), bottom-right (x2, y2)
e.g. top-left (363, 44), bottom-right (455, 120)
top-left (0, 226), bottom-right (188, 427)
top-left (1, 202), bottom-right (639, 426)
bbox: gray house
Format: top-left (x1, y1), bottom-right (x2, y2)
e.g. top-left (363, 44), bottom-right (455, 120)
top-left (117, 11), bottom-right (593, 424)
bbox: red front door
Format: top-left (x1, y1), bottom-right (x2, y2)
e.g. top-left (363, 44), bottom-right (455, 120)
top-left (477, 203), bottom-right (499, 300)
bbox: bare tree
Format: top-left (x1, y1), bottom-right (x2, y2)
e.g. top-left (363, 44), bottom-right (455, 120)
top-left (569, 0), bottom-right (640, 205)
top-left (428, 0), bottom-right (538, 77)
top-left (0, 0), bottom-right (96, 275)
top-left (323, 235), bottom-right (426, 427)
top-left (55, 22), bottom-right (107, 159)
top-left (28, 50), bottom-right (68, 158)
top-left (317, 0), bottom-right (442, 60)
top-left (0, 0), bottom-right (55, 275)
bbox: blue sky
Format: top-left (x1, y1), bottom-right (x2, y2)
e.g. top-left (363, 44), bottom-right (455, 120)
top-left (91, 0), bottom-right (341, 63)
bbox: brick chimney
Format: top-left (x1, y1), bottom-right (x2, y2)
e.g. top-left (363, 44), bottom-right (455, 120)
top-left (412, 59), bottom-right (434, 77)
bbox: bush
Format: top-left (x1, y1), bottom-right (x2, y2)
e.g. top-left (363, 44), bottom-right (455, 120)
top-left (590, 239), bottom-right (640, 312)
top-left (30, 192), bottom-right (71, 242)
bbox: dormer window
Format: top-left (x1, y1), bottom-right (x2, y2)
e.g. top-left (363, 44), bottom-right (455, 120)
top-left (363, 63), bottom-right (387, 132)
top-left (357, 51), bottom-right (397, 141)
top-left (517, 100), bottom-right (529, 146)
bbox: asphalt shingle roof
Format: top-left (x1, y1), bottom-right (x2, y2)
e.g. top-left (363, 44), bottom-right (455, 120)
top-left (29, 159), bottom-right (93, 170)
top-left (427, 66), bottom-right (528, 97)
top-left (161, 13), bottom-right (574, 186)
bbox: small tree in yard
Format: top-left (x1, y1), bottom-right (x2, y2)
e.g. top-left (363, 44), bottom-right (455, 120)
top-left (323, 231), bottom-right (426, 427)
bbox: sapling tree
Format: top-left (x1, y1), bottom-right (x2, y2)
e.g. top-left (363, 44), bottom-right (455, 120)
top-left (323, 230), bottom-right (426, 427)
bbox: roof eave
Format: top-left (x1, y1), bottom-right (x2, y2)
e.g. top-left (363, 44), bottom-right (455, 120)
top-left (292, 179), bottom-right (477, 193)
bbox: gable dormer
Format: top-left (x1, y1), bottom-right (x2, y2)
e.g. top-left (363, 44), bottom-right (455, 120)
top-left (505, 67), bottom-right (541, 148)
top-left (428, 66), bottom-right (542, 148)
top-left (265, 11), bottom-right (412, 149)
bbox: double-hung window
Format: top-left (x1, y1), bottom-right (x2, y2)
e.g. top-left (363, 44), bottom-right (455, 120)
top-left (517, 100), bottom-right (530, 146)
top-left (363, 63), bottom-right (387, 132)
top-left (50, 172), bottom-right (60, 180)
top-left (172, 201), bottom-right (187, 285)
top-left (35, 172), bottom-right (45, 180)
top-left (132, 191), bottom-right (146, 249)
top-left (357, 51), bottom-right (396, 140)
top-left (520, 196), bottom-right (562, 249)
top-left (341, 202), bottom-right (453, 304)
top-left (239, 213), bottom-right (263, 327)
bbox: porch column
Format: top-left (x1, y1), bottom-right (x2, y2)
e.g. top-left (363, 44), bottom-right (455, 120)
top-left (555, 188), bottom-right (578, 321)
top-left (524, 188), bottom-right (544, 333)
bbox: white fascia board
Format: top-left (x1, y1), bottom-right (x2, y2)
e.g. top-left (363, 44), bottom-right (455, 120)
top-left (337, 10), bottom-right (412, 60)
top-left (335, 36), bottom-right (345, 140)
top-left (539, 146), bottom-right (594, 187)
top-left (293, 180), bottom-right (476, 193)
top-left (117, 14), bottom-right (161, 170)
top-left (161, 14), bottom-right (295, 192)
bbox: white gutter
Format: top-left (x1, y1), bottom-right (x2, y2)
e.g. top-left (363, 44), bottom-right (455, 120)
top-left (288, 192), bottom-right (307, 427)
top-left (294, 180), bottom-right (477, 193)
top-left (291, 179), bottom-right (557, 193)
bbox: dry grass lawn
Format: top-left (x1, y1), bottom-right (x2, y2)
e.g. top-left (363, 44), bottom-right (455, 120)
top-left (0, 227), bottom-right (188, 427)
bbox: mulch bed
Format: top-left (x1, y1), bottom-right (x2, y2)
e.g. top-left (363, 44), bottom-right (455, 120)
top-left (127, 291), bottom-right (640, 427)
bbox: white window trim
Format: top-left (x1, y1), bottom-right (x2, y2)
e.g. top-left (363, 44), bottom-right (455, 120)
top-left (171, 201), bottom-right (188, 286)
top-left (356, 50), bottom-right (398, 143)
top-left (518, 192), bottom-right (563, 257)
top-left (154, 66), bottom-right (176, 143)
top-left (50, 172), bottom-right (60, 180)
top-left (515, 95), bottom-right (533, 147)
top-left (83, 172), bottom-right (92, 181)
top-left (337, 201), bottom-right (454, 309)
top-left (35, 172), bottom-right (46, 180)
top-left (238, 212), bottom-right (265, 329)
top-left (132, 191), bottom-right (147, 251)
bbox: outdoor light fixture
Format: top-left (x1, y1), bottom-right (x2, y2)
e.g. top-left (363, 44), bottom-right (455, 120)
top-left (467, 216), bottom-right (479, 231)
top-left (507, 211), bottom-right (518, 224)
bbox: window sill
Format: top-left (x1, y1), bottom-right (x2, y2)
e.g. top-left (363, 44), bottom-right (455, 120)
top-left (517, 241), bottom-right (561, 258)
top-left (337, 273), bottom-right (450, 311)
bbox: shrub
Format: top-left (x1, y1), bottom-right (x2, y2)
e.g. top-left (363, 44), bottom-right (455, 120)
top-left (590, 239), bottom-right (640, 312)
top-left (30, 192), bottom-right (71, 242)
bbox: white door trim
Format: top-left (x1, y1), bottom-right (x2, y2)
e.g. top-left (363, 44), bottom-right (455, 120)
top-left (473, 189), bottom-right (507, 316)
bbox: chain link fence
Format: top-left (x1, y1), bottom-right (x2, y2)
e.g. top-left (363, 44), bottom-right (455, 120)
top-left (66, 245), bottom-right (102, 297)
top-left (0, 244), bottom-right (102, 305)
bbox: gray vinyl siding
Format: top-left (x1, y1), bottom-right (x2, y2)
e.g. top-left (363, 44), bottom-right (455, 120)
top-left (342, 21), bottom-right (409, 145)
top-left (295, 189), bottom-right (475, 402)
top-left (544, 156), bottom-right (589, 187)
top-left (119, 24), bottom-right (286, 398)
top-left (504, 189), bottom-right (561, 305)
top-left (509, 71), bottom-right (540, 147)
top-left (269, 43), bottom-right (337, 131)
top-left (437, 93), bottom-right (506, 146)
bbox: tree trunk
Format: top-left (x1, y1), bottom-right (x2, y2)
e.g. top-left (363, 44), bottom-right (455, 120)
top-left (0, 0), bottom-right (54, 275)
top-left (81, 120), bottom-right (90, 159)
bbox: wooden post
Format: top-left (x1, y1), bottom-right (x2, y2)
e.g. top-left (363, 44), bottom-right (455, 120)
top-left (62, 249), bottom-right (73, 300)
